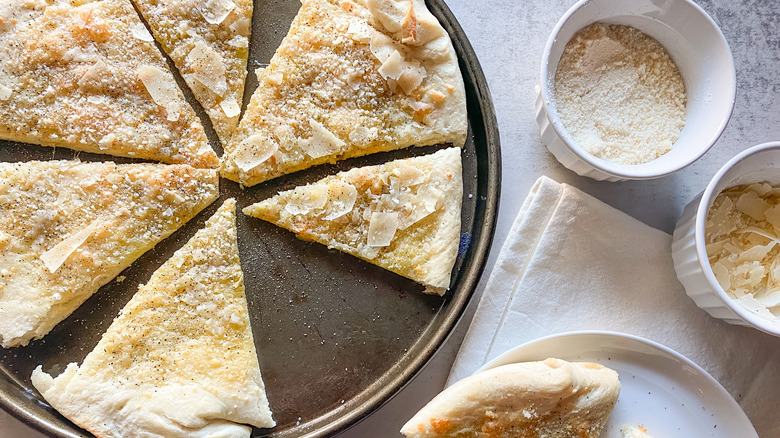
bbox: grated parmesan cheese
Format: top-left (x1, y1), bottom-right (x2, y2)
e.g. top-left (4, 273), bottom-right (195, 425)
top-left (705, 183), bottom-right (780, 318)
top-left (554, 23), bottom-right (687, 165)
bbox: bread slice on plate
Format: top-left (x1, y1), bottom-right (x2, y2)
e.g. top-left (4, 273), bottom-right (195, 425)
top-left (220, 0), bottom-right (467, 186)
top-left (132, 0), bottom-right (252, 143)
top-left (32, 199), bottom-right (275, 438)
top-left (401, 358), bottom-right (620, 437)
top-left (243, 147), bottom-right (462, 294)
top-left (0, 160), bottom-right (218, 348)
top-left (0, 0), bottom-right (217, 168)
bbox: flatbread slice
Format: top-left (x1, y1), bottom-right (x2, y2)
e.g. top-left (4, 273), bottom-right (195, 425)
top-left (243, 147), bottom-right (462, 294)
top-left (32, 199), bottom-right (275, 437)
top-left (132, 0), bottom-right (252, 143)
top-left (220, 0), bottom-right (467, 186)
top-left (0, 161), bottom-right (218, 348)
top-left (0, 0), bottom-right (217, 168)
top-left (401, 358), bottom-right (621, 437)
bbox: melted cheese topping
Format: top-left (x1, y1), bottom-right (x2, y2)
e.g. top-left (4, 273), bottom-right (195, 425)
top-left (243, 147), bottom-right (462, 292)
top-left (220, 0), bottom-right (467, 186)
top-left (0, 161), bottom-right (219, 348)
top-left (134, 0), bottom-right (252, 142)
top-left (0, 0), bottom-right (216, 168)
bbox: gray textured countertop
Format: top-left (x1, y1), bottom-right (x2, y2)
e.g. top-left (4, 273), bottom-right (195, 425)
top-left (3, 0), bottom-right (778, 437)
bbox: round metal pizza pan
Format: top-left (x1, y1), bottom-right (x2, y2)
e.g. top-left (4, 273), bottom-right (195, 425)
top-left (0, 0), bottom-right (500, 437)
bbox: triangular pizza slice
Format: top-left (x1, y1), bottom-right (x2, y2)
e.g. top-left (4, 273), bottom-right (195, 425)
top-left (0, 160), bottom-right (218, 348)
top-left (0, 0), bottom-right (217, 168)
top-left (32, 199), bottom-right (275, 437)
top-left (132, 0), bottom-right (252, 143)
top-left (221, 0), bottom-right (467, 186)
top-left (243, 147), bottom-right (462, 294)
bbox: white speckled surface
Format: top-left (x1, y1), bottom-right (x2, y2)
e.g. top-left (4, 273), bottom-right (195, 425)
top-left (3, 0), bottom-right (778, 437)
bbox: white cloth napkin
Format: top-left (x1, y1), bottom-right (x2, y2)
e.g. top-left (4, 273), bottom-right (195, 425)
top-left (448, 176), bottom-right (780, 437)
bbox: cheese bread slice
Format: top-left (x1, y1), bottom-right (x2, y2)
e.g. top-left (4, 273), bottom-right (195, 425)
top-left (220, 0), bottom-right (467, 186)
top-left (0, 0), bottom-right (217, 168)
top-left (243, 147), bottom-right (462, 294)
top-left (132, 0), bottom-right (252, 143)
top-left (0, 161), bottom-right (218, 348)
top-left (401, 358), bottom-right (621, 438)
top-left (32, 199), bottom-right (275, 438)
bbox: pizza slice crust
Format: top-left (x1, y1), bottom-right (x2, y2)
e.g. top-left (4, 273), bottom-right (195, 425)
top-left (243, 147), bottom-right (462, 293)
top-left (0, 161), bottom-right (219, 348)
top-left (0, 0), bottom-right (217, 168)
top-left (32, 200), bottom-right (274, 438)
top-left (220, 0), bottom-right (467, 186)
top-left (132, 0), bottom-right (253, 143)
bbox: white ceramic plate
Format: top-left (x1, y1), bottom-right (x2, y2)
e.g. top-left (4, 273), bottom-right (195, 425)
top-left (477, 331), bottom-right (757, 438)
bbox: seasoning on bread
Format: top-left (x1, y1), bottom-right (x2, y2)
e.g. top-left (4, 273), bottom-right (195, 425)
top-left (32, 200), bottom-right (275, 437)
top-left (243, 147), bottom-right (462, 294)
top-left (0, 0), bottom-right (217, 168)
top-left (220, 0), bottom-right (467, 186)
top-left (0, 160), bottom-right (218, 348)
top-left (132, 0), bottom-right (252, 143)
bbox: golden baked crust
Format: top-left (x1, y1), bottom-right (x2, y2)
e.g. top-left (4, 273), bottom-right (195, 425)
top-left (243, 147), bottom-right (462, 293)
top-left (32, 200), bottom-right (275, 438)
top-left (132, 0), bottom-right (252, 143)
top-left (220, 0), bottom-right (467, 186)
top-left (0, 0), bottom-right (217, 168)
top-left (401, 358), bottom-right (621, 438)
top-left (0, 160), bottom-right (218, 348)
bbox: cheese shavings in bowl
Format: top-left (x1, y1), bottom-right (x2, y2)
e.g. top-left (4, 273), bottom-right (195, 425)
top-left (705, 183), bottom-right (780, 319)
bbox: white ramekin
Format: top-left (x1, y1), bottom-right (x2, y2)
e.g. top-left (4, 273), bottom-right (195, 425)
top-left (672, 142), bottom-right (780, 336)
top-left (536, 0), bottom-right (736, 181)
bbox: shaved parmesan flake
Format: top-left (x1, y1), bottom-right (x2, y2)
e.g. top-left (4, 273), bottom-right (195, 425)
top-left (0, 84), bottom-right (12, 101)
top-left (367, 212), bottom-right (399, 247)
top-left (348, 126), bottom-right (378, 145)
top-left (418, 184), bottom-right (444, 212)
top-left (186, 42), bottom-right (228, 97)
top-left (756, 289), bottom-right (780, 308)
top-left (264, 72), bottom-right (284, 86)
top-left (395, 163), bottom-right (426, 187)
top-left (397, 63), bottom-right (427, 94)
top-left (131, 22), bottom-right (154, 42)
top-left (234, 134), bottom-right (277, 172)
top-left (765, 204), bottom-right (780, 231)
top-left (365, 0), bottom-right (406, 33)
top-left (347, 17), bottom-right (373, 43)
top-left (300, 120), bottom-right (345, 159)
top-left (706, 184), bottom-right (780, 319)
top-left (220, 95), bottom-right (241, 118)
top-left (200, 0), bottom-right (236, 25)
top-left (324, 181), bottom-right (358, 220)
top-left (397, 194), bottom-right (433, 229)
top-left (378, 50), bottom-right (404, 81)
top-left (40, 220), bottom-right (101, 273)
top-left (738, 294), bottom-right (776, 319)
top-left (137, 65), bottom-right (182, 122)
top-left (736, 191), bottom-right (768, 221)
top-left (370, 32), bottom-right (397, 63)
top-left (286, 185), bottom-right (328, 215)
top-left (77, 60), bottom-right (109, 90)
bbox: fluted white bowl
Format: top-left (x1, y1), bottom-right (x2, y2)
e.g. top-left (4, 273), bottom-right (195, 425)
top-left (537, 0), bottom-right (735, 181)
top-left (672, 142), bottom-right (780, 336)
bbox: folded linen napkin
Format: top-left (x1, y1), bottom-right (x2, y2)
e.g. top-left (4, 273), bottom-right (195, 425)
top-left (448, 176), bottom-right (780, 437)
